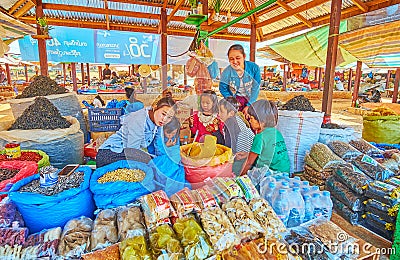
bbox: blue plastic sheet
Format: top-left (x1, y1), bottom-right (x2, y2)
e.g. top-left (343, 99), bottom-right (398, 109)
top-left (8, 166), bottom-right (94, 234)
top-left (90, 160), bottom-right (155, 209)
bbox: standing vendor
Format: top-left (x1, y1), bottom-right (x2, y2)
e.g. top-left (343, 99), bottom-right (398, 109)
top-left (96, 97), bottom-right (176, 168)
top-left (102, 64), bottom-right (112, 80)
top-left (219, 44), bottom-right (261, 114)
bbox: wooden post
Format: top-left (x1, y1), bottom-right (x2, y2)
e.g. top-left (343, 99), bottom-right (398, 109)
top-left (314, 67), bottom-right (318, 82)
top-left (282, 64), bottom-right (287, 91)
top-left (98, 66), bottom-right (102, 80)
top-left (352, 61), bottom-right (362, 107)
top-left (86, 63), bottom-right (90, 85)
top-left (184, 65), bottom-right (188, 85)
top-left (393, 68), bottom-right (400, 103)
top-left (347, 68), bottom-right (353, 91)
top-left (71, 63), bottom-right (77, 92)
top-left (250, 23), bottom-right (256, 62)
top-left (386, 70), bottom-right (391, 90)
top-left (62, 63), bottom-right (66, 87)
top-left (35, 0), bottom-right (48, 76)
top-left (161, 8), bottom-right (168, 90)
top-left (80, 63), bottom-right (85, 85)
top-left (202, 0), bottom-right (208, 16)
top-left (5, 64), bottom-right (11, 85)
top-left (264, 66), bottom-right (267, 80)
top-left (132, 64), bottom-right (135, 76)
top-left (318, 68), bottom-right (323, 90)
top-left (24, 65), bottom-right (28, 82)
top-left (321, 0), bottom-right (342, 122)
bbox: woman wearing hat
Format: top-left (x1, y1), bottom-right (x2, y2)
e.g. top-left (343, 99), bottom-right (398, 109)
top-left (96, 97), bottom-right (176, 167)
top-left (219, 44), bottom-right (261, 114)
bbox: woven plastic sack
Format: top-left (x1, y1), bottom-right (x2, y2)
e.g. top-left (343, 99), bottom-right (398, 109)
top-left (0, 161), bottom-right (38, 192)
top-left (90, 160), bottom-right (156, 209)
top-left (362, 115), bottom-right (400, 144)
top-left (276, 110), bottom-right (324, 173)
top-left (318, 126), bottom-right (356, 144)
top-left (0, 149), bottom-right (50, 169)
top-left (8, 166), bottom-right (95, 234)
top-left (0, 117), bottom-right (84, 168)
top-left (7, 92), bottom-right (89, 143)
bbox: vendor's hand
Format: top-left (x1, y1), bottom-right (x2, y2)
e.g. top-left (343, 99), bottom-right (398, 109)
top-left (188, 115), bottom-right (194, 128)
top-left (235, 152), bottom-right (249, 160)
top-left (166, 138), bottom-right (177, 147)
top-left (242, 106), bottom-right (249, 118)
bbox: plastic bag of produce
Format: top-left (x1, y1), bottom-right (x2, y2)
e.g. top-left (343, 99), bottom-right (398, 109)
top-left (0, 117), bottom-right (84, 168)
top-left (276, 110), bottom-right (324, 173)
top-left (0, 161), bottom-right (37, 192)
top-left (304, 153), bottom-right (323, 171)
top-left (325, 176), bottom-right (364, 212)
top-left (365, 199), bottom-right (398, 223)
top-left (351, 154), bottom-right (394, 181)
top-left (310, 143), bottom-right (346, 169)
top-left (82, 243), bottom-right (120, 260)
top-left (23, 227), bottom-right (61, 258)
top-left (173, 217), bottom-right (214, 260)
top-left (117, 204), bottom-right (146, 241)
top-left (362, 115), bottom-right (400, 144)
top-left (90, 160), bottom-right (155, 209)
top-left (191, 187), bottom-right (218, 211)
top-left (333, 164), bottom-right (373, 195)
top-left (58, 216), bottom-right (93, 258)
top-left (200, 206), bottom-right (240, 252)
top-left (349, 139), bottom-right (383, 158)
top-left (318, 126), bottom-right (356, 144)
top-left (0, 227), bottom-right (28, 246)
top-left (213, 177), bottom-right (244, 201)
top-left (382, 159), bottom-right (400, 174)
top-left (90, 209), bottom-right (118, 251)
top-left (284, 228), bottom-right (330, 259)
top-left (149, 224), bottom-right (184, 259)
top-left (331, 197), bottom-right (361, 225)
top-left (327, 140), bottom-right (362, 160)
top-left (139, 190), bottom-right (174, 229)
top-left (0, 198), bottom-right (24, 228)
top-left (8, 166), bottom-right (94, 234)
top-left (366, 181), bottom-right (400, 201)
top-left (236, 175), bottom-right (260, 202)
top-left (119, 236), bottom-right (152, 260)
top-left (0, 149), bottom-right (50, 169)
top-left (170, 188), bottom-right (199, 218)
top-left (222, 198), bottom-right (265, 241)
top-left (362, 212), bottom-right (394, 241)
top-left (248, 198), bottom-right (286, 239)
top-left (303, 165), bottom-right (332, 183)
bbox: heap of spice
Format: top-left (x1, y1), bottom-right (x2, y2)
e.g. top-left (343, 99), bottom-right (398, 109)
top-left (282, 95), bottom-right (315, 112)
top-left (16, 75), bottom-right (67, 99)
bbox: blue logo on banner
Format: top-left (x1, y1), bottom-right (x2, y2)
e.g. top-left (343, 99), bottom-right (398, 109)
top-left (94, 30), bottom-right (160, 64)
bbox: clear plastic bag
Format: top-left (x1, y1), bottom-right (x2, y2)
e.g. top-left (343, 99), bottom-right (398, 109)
top-left (333, 164), bottom-right (372, 195)
top-left (149, 224), bottom-right (184, 259)
top-left (0, 198), bottom-right (24, 228)
top-left (351, 154), bottom-right (394, 181)
top-left (173, 217), bottom-right (213, 260)
top-left (248, 198), bottom-right (286, 239)
top-left (235, 175), bottom-right (260, 202)
top-left (284, 228), bottom-right (329, 260)
top-left (117, 204), bottom-right (146, 241)
top-left (382, 159), bottom-right (400, 174)
top-left (23, 227), bottom-right (62, 258)
top-left (349, 139), bottom-right (383, 158)
top-left (222, 198), bottom-right (265, 241)
top-left (90, 209), bottom-right (118, 251)
top-left (365, 199), bottom-right (397, 223)
top-left (214, 177), bottom-right (244, 201)
top-left (310, 143), bottom-right (346, 169)
top-left (331, 197), bottom-right (361, 225)
top-left (199, 207), bottom-right (240, 252)
top-left (327, 140), bottom-right (362, 160)
top-left (367, 181), bottom-right (400, 200)
top-left (362, 212), bottom-right (394, 241)
top-left (304, 153), bottom-right (323, 172)
top-left (170, 188), bottom-right (198, 218)
top-left (139, 190), bottom-right (173, 229)
top-left (58, 216), bottom-right (93, 258)
top-left (191, 187), bottom-right (218, 211)
top-left (326, 177), bottom-right (364, 212)
top-left (119, 236), bottom-right (152, 260)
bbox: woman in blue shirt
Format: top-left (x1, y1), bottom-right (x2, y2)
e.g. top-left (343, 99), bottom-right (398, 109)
top-left (96, 97), bottom-right (176, 168)
top-left (219, 44), bottom-right (261, 114)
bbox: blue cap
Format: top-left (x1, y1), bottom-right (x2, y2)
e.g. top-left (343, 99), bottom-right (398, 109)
top-left (302, 181), bottom-right (309, 186)
top-left (279, 189), bottom-right (286, 194)
top-left (312, 193), bottom-right (321, 198)
top-left (294, 176), bottom-right (301, 181)
top-left (304, 194), bottom-right (311, 200)
top-left (322, 191), bottom-right (330, 196)
top-left (269, 182), bottom-right (276, 188)
top-left (293, 187), bottom-right (300, 192)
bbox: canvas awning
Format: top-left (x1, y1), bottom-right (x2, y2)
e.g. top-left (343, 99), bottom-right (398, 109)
top-left (266, 21), bottom-right (357, 67)
top-left (339, 20), bottom-right (400, 68)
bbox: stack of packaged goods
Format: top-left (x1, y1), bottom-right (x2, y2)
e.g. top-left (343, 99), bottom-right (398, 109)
top-left (325, 164), bottom-right (371, 225)
top-left (258, 174), bottom-right (333, 228)
top-left (304, 143), bottom-right (346, 187)
top-left (362, 177), bottom-right (400, 240)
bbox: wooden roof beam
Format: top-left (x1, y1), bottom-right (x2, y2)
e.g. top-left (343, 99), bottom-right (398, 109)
top-left (352, 0), bottom-right (368, 12)
top-left (248, 0), bottom-right (264, 41)
top-left (257, 0), bottom-right (329, 28)
top-left (13, 1), bottom-right (35, 18)
top-left (276, 0), bottom-right (312, 27)
top-left (104, 0), bottom-right (110, 30)
top-left (8, 0), bottom-right (27, 15)
top-left (241, 0), bottom-right (261, 41)
top-left (167, 0), bottom-right (185, 23)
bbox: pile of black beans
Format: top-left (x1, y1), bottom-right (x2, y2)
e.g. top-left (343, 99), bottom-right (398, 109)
top-left (16, 75), bottom-right (67, 99)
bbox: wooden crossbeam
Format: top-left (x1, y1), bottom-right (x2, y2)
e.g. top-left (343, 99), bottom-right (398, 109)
top-left (167, 0), bottom-right (185, 23)
top-left (276, 0), bottom-right (312, 27)
top-left (13, 1), bottom-right (35, 18)
top-left (20, 16), bottom-right (250, 41)
top-left (257, 0), bottom-right (329, 28)
top-left (248, 0), bottom-right (265, 41)
top-left (8, 0), bottom-right (27, 15)
top-left (240, 0), bottom-right (262, 41)
top-left (104, 0), bottom-right (110, 30)
top-left (352, 0), bottom-right (368, 12)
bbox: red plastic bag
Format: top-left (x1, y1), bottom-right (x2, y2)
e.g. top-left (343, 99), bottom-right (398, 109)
top-left (184, 162), bottom-right (234, 189)
top-left (0, 161), bottom-right (38, 192)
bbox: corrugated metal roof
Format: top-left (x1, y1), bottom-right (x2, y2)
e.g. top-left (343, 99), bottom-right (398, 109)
top-left (0, 0), bottom-right (21, 10)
